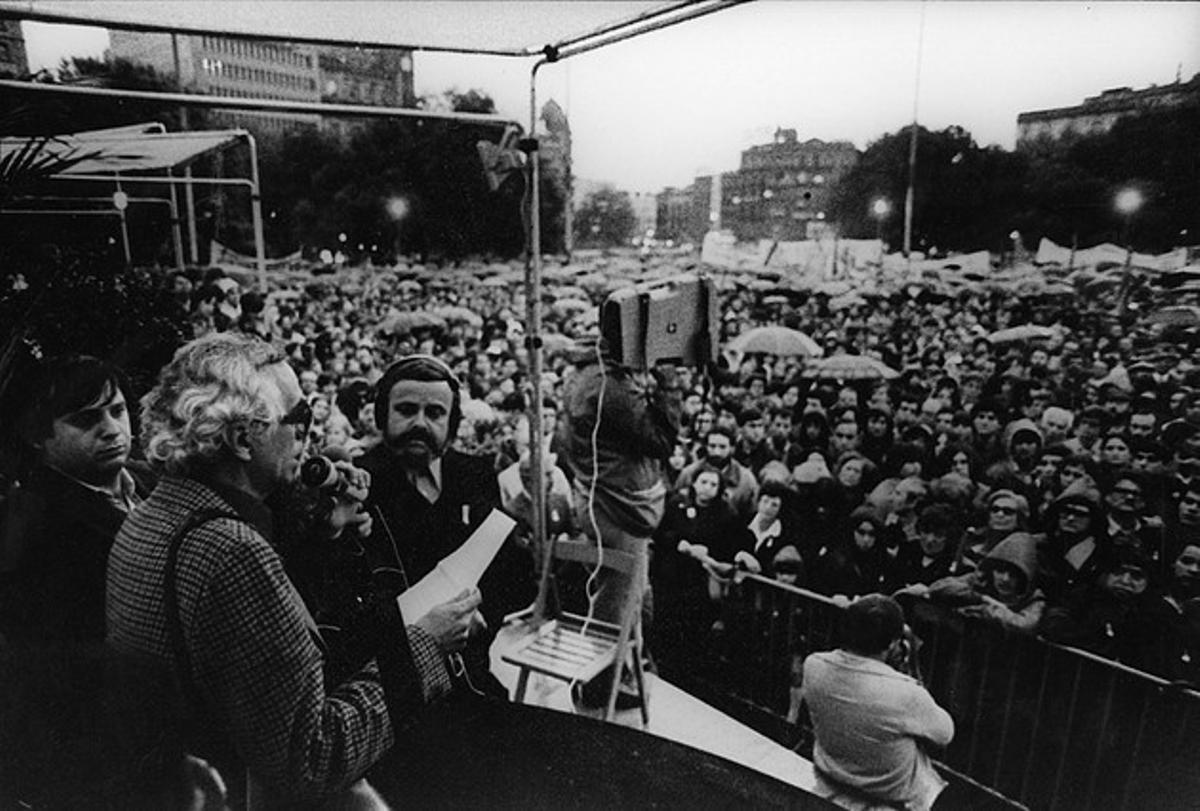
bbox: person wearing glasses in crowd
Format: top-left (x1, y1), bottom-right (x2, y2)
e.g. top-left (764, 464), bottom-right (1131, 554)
top-left (951, 489), bottom-right (1029, 576)
top-left (107, 333), bottom-right (456, 807)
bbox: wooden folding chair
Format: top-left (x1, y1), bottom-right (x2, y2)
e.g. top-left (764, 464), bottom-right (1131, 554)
top-left (502, 536), bottom-right (648, 725)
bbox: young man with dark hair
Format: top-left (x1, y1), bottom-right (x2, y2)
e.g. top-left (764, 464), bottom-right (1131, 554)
top-left (802, 594), bottom-right (954, 810)
top-left (0, 355), bottom-right (151, 645)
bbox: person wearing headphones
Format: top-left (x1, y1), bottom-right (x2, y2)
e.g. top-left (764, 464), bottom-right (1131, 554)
top-left (357, 354), bottom-right (530, 698)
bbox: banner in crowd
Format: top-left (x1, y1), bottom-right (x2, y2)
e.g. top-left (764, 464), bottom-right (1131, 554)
top-left (211, 240), bottom-right (304, 269)
top-left (1034, 237), bottom-right (1189, 272)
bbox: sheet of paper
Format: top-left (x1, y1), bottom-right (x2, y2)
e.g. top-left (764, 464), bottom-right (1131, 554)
top-left (395, 509), bottom-right (516, 622)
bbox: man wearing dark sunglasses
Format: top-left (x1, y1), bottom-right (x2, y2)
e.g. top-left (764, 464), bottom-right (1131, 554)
top-left (107, 333), bottom-right (452, 807)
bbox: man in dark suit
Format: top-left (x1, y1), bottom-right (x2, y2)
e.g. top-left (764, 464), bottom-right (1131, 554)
top-left (0, 355), bottom-right (152, 646)
top-left (358, 355), bottom-right (531, 696)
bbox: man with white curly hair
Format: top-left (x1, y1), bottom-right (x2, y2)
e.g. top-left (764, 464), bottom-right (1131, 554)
top-left (106, 332), bottom-right (462, 807)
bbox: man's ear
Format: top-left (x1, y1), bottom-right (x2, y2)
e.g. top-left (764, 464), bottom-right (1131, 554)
top-left (229, 423), bottom-right (254, 462)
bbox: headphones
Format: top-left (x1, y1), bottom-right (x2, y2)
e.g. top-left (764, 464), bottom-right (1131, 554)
top-left (374, 353), bottom-right (464, 438)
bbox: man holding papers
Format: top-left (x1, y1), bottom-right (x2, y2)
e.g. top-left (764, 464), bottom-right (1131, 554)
top-left (107, 334), bottom-right (451, 806)
top-left (359, 354), bottom-right (529, 697)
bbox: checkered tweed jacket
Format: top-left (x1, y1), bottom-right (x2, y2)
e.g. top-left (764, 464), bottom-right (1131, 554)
top-left (106, 476), bottom-right (447, 802)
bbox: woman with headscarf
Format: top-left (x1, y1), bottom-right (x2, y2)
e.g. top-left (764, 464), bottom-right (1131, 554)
top-left (811, 505), bottom-right (899, 599)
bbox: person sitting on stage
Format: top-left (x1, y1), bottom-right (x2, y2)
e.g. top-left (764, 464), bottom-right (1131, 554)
top-left (107, 333), bottom-right (456, 807)
top-left (801, 594), bottom-right (955, 811)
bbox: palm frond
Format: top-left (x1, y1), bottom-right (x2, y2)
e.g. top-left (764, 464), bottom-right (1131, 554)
top-left (0, 135), bottom-right (101, 208)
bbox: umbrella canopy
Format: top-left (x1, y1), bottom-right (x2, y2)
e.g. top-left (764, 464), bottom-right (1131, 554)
top-left (987, 325), bottom-right (1058, 344)
top-left (828, 292), bottom-right (868, 311)
top-left (726, 326), bottom-right (822, 358)
top-left (805, 354), bottom-right (900, 381)
top-left (430, 305), bottom-right (484, 327)
top-left (1143, 305), bottom-right (1200, 328)
top-left (551, 298), bottom-right (592, 317)
top-left (378, 310), bottom-right (446, 335)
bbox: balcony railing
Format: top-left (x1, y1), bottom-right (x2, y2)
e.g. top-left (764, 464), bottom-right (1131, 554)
top-left (677, 573), bottom-right (1200, 811)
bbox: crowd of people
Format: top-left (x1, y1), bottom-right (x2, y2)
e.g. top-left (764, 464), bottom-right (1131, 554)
top-left (3, 247), bottom-right (1200, 804)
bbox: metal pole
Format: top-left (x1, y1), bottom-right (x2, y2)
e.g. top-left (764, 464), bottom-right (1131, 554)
top-left (528, 58), bottom-right (549, 621)
top-left (115, 177), bottom-right (132, 266)
top-left (167, 169), bottom-right (186, 269)
top-left (1117, 214), bottom-right (1134, 318)
top-left (185, 165), bottom-right (199, 264)
top-left (902, 2), bottom-right (926, 264)
top-left (171, 32), bottom-right (190, 131)
top-left (563, 61), bottom-right (573, 262)
top-left (244, 133), bottom-right (268, 291)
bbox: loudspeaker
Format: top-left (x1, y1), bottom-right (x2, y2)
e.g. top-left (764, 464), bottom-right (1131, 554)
top-left (600, 273), bottom-right (718, 370)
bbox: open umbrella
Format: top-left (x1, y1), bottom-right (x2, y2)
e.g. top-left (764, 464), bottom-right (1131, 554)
top-left (378, 310), bottom-right (446, 335)
top-left (1143, 305), bottom-right (1200, 328)
top-left (551, 298), bottom-right (592, 318)
top-left (805, 354), bottom-right (900, 381)
top-left (430, 305), bottom-right (484, 327)
top-left (987, 325), bottom-right (1058, 344)
top-left (726, 326), bottom-right (822, 358)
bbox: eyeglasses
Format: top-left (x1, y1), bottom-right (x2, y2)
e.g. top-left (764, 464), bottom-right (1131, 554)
top-left (1112, 487), bottom-right (1142, 498)
top-left (279, 398), bottom-right (314, 438)
top-left (1060, 506), bottom-right (1091, 518)
top-left (990, 505), bottom-right (1018, 515)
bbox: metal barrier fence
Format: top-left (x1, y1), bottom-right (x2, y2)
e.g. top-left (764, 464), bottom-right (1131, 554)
top-left (684, 574), bottom-right (1200, 811)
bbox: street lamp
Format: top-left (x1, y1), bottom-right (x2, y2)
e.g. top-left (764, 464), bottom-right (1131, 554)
top-left (1115, 187), bottom-right (1144, 317)
top-left (871, 198), bottom-right (891, 264)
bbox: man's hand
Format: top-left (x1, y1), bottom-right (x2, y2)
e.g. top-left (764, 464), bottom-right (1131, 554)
top-left (415, 588), bottom-right (483, 654)
top-left (323, 463), bottom-right (372, 539)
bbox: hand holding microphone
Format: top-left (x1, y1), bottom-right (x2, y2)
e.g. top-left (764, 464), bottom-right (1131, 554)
top-left (301, 446), bottom-right (373, 539)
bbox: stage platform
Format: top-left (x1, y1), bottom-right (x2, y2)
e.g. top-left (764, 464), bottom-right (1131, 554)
top-left (490, 622), bottom-right (821, 795)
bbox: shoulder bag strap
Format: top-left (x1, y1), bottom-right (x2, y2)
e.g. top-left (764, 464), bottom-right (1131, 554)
top-left (163, 509), bottom-right (239, 708)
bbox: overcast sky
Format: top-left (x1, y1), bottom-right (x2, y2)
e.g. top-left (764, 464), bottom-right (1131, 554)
top-left (19, 2), bottom-right (1200, 193)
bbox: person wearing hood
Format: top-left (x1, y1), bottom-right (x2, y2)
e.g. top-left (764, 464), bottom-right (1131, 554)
top-left (1041, 546), bottom-right (1179, 676)
top-left (812, 505), bottom-right (900, 599)
top-left (983, 418), bottom-right (1043, 500)
top-left (1036, 476), bottom-right (1108, 602)
top-left (926, 531), bottom-right (1046, 634)
top-left (952, 489), bottom-right (1030, 575)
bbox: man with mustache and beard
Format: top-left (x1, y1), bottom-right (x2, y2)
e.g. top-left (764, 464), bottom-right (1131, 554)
top-left (358, 355), bottom-right (525, 698)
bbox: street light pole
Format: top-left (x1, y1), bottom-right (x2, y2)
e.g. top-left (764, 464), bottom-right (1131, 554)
top-left (871, 198), bottom-right (891, 267)
top-left (1115, 187), bottom-right (1143, 318)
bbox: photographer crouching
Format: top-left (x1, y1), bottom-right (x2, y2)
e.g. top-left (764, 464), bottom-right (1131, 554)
top-left (800, 594), bottom-right (956, 811)
top-left (106, 333), bottom-right (461, 808)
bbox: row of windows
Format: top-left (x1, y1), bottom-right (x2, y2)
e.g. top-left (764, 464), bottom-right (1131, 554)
top-left (200, 36), bottom-right (313, 69)
top-left (743, 152), bottom-right (853, 171)
top-left (200, 58), bottom-right (317, 91)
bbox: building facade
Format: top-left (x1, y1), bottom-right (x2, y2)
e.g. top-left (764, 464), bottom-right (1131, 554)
top-left (109, 31), bottom-right (415, 137)
top-left (720, 128), bottom-right (857, 242)
top-left (1017, 72), bottom-right (1200, 147)
top-left (656, 128), bottom-right (858, 245)
top-left (0, 19), bottom-right (28, 78)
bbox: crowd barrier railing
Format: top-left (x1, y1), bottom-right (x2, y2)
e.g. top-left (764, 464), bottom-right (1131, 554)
top-left (682, 573), bottom-right (1200, 811)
